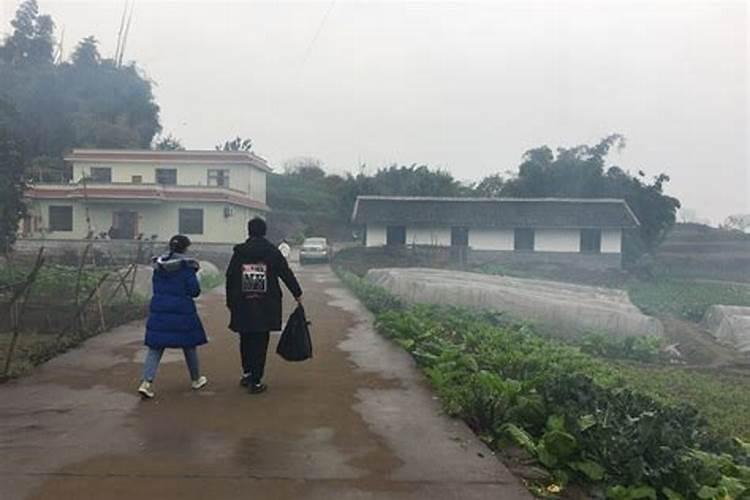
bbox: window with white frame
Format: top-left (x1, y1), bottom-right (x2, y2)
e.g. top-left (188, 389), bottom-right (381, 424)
top-left (208, 169), bottom-right (230, 188)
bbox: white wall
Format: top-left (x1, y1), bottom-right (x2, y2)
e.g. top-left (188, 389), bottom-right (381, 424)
top-left (23, 199), bottom-right (261, 243)
top-left (535, 229), bottom-right (580, 252)
top-left (406, 226), bottom-right (451, 246)
top-left (469, 229), bottom-right (514, 251)
top-left (249, 169), bottom-right (267, 203)
top-left (73, 161), bottom-right (266, 198)
top-left (601, 229), bottom-right (622, 253)
top-left (366, 225), bottom-right (387, 246)
top-left (361, 225), bottom-right (624, 255)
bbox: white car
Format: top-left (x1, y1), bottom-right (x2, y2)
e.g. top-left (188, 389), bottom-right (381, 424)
top-left (299, 237), bottom-right (331, 264)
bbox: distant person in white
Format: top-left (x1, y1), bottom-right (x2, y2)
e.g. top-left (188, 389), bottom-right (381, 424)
top-left (278, 239), bottom-right (291, 259)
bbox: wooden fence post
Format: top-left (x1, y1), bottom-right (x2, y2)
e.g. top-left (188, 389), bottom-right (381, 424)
top-left (57, 272), bottom-right (110, 343)
top-left (2, 248), bottom-right (45, 378)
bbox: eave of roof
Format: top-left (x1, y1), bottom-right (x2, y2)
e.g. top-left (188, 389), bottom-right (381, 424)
top-left (25, 185), bottom-right (270, 212)
top-left (351, 196), bottom-right (640, 228)
top-left (63, 149), bottom-right (272, 173)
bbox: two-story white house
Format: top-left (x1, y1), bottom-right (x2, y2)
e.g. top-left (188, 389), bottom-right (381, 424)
top-left (21, 149), bottom-right (271, 244)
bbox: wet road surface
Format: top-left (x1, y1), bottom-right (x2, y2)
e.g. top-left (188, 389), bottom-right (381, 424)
top-left (0, 266), bottom-right (530, 500)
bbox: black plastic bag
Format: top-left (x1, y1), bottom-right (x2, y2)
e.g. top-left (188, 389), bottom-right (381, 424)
top-left (276, 305), bottom-right (312, 361)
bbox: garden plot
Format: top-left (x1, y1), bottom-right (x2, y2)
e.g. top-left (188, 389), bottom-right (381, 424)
top-left (366, 267), bottom-right (663, 339)
top-left (703, 305), bottom-right (750, 353)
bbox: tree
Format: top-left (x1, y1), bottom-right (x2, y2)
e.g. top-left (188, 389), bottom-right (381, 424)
top-left (284, 157), bottom-right (326, 180)
top-left (216, 136), bottom-right (252, 152)
top-left (71, 36), bottom-right (100, 67)
top-left (0, 0), bottom-right (163, 246)
top-left (359, 164), bottom-right (467, 197)
top-left (0, 0), bottom-right (55, 66)
top-left (475, 173), bottom-right (505, 197)
top-left (723, 214), bottom-right (750, 232)
top-left (501, 135), bottom-right (680, 256)
top-left (153, 133), bottom-right (185, 151)
top-left (0, 100), bottom-right (27, 252)
top-left (0, 0), bottom-right (162, 160)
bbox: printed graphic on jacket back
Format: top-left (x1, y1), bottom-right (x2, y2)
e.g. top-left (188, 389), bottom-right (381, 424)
top-left (242, 263), bottom-right (267, 298)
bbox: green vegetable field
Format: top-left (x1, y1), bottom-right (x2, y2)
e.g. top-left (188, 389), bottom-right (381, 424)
top-left (337, 270), bottom-right (750, 499)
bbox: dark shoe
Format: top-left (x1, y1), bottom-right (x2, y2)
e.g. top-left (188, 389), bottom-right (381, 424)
top-left (240, 375), bottom-right (251, 387)
top-left (249, 383), bottom-right (267, 394)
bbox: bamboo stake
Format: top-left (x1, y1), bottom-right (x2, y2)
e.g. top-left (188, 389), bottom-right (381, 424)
top-left (3, 248), bottom-right (46, 377)
top-left (57, 272), bottom-right (109, 343)
top-left (96, 285), bottom-right (106, 332)
top-left (106, 264), bottom-right (134, 303)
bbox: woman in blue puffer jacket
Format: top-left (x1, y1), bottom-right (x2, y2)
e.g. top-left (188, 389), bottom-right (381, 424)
top-left (137, 235), bottom-right (208, 399)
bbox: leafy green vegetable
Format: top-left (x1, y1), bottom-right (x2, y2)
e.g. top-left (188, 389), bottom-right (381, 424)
top-left (337, 271), bottom-right (750, 499)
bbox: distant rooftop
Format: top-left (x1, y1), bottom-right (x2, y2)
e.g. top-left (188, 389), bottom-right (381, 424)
top-left (352, 196), bottom-right (640, 229)
top-left (64, 149), bottom-right (272, 172)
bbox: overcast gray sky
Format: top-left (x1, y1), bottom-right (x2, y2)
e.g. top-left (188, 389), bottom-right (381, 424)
top-left (2, 0), bottom-right (748, 223)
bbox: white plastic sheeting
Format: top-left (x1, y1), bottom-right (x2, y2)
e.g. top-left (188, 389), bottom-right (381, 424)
top-left (703, 305), bottom-right (750, 353)
top-left (366, 267), bottom-right (663, 339)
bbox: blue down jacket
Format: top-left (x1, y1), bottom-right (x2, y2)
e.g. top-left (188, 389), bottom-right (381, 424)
top-left (144, 253), bottom-right (207, 349)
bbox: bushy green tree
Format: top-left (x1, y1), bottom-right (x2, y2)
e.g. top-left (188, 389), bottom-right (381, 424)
top-left (0, 0), bottom-right (54, 66)
top-left (0, 100), bottom-right (27, 252)
top-left (484, 135), bottom-right (680, 256)
top-left (70, 35), bottom-right (100, 67)
top-left (474, 173), bottom-right (505, 197)
top-left (0, 0), bottom-right (162, 248)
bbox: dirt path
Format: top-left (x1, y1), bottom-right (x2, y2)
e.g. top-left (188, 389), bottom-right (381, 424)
top-left (661, 316), bottom-right (750, 371)
top-left (0, 266), bottom-right (530, 500)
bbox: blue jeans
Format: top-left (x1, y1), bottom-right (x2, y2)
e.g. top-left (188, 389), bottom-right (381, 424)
top-left (143, 347), bottom-right (200, 382)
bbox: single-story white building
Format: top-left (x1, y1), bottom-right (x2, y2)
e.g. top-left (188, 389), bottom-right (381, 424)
top-left (20, 149), bottom-right (271, 244)
top-left (351, 196), bottom-right (640, 269)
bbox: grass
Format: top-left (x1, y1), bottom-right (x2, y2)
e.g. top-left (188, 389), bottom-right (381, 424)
top-left (618, 364), bottom-right (750, 440)
top-left (0, 333), bottom-right (58, 378)
top-left (0, 300), bottom-right (147, 381)
top-left (627, 280), bottom-right (750, 322)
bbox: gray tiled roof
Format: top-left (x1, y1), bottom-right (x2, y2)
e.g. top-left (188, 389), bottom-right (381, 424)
top-left (351, 196), bottom-right (640, 228)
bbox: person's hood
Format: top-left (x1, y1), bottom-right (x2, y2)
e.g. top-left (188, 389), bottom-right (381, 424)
top-left (152, 252), bottom-right (199, 272)
top-left (233, 237), bottom-right (273, 259)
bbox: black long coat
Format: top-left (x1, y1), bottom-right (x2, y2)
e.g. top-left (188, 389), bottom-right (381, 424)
top-left (225, 237), bottom-right (303, 333)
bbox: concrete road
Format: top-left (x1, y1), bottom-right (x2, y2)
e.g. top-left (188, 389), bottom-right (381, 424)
top-left (0, 266), bottom-right (530, 500)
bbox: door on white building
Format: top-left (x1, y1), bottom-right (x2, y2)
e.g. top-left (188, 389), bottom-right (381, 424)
top-left (113, 210), bottom-right (138, 239)
top-left (386, 226), bottom-right (406, 245)
top-left (451, 227), bottom-right (469, 247)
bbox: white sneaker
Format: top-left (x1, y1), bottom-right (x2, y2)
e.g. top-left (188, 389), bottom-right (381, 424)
top-left (191, 376), bottom-right (208, 390)
top-left (138, 380), bottom-right (155, 399)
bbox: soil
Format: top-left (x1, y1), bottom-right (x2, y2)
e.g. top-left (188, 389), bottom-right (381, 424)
top-left (660, 316), bottom-right (750, 373)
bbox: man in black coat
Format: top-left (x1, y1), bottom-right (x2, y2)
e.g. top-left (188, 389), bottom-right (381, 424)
top-left (225, 218), bottom-right (303, 394)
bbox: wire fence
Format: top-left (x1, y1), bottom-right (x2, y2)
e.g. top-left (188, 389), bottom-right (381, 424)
top-left (1, 244), bottom-right (148, 380)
